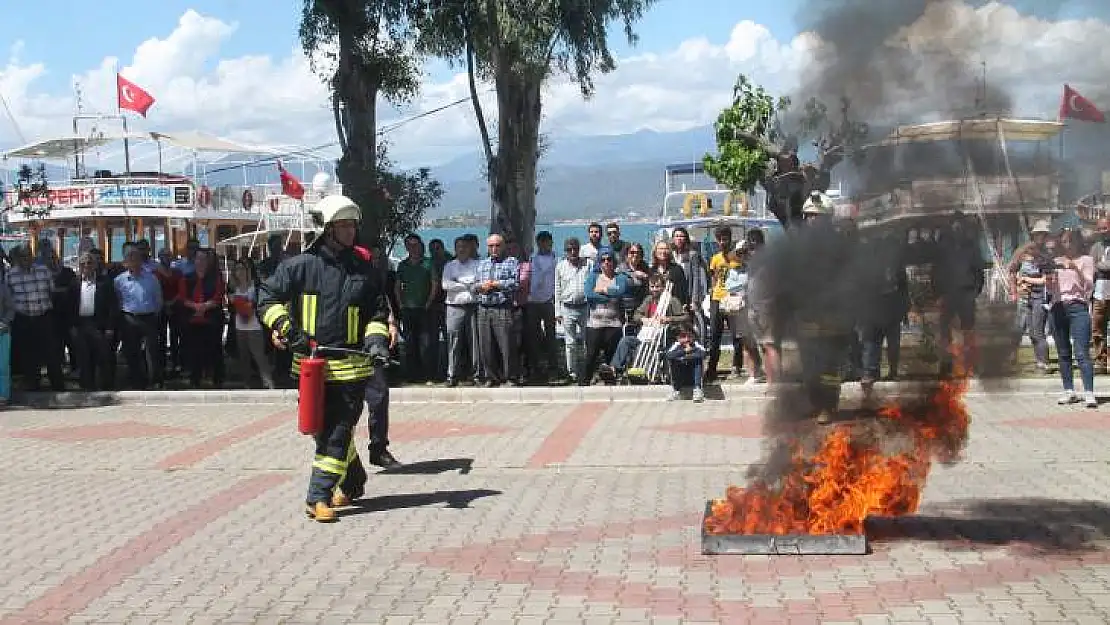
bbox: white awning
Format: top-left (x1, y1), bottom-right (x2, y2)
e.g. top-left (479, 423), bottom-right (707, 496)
top-left (150, 131), bottom-right (279, 155)
top-left (2, 134), bottom-right (147, 160)
top-left (874, 118), bottom-right (1065, 146)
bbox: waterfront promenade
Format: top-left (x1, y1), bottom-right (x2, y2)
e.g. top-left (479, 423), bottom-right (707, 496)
top-left (0, 382), bottom-right (1108, 624)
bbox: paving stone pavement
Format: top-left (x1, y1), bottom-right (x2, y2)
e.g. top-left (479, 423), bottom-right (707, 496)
top-left (1, 387), bottom-right (1109, 624)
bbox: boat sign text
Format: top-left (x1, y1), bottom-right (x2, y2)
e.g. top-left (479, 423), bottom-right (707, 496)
top-left (4, 183), bottom-right (194, 209)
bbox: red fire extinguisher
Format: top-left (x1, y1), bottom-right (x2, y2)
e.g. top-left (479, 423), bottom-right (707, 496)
top-left (298, 344), bottom-right (326, 435)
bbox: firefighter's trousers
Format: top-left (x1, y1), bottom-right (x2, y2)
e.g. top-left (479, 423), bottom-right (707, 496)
top-left (306, 381), bottom-right (368, 505)
top-left (798, 334), bottom-right (848, 416)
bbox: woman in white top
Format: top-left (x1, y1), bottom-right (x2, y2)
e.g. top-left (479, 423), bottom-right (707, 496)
top-left (230, 260), bottom-right (274, 389)
top-left (1050, 228), bottom-right (1096, 407)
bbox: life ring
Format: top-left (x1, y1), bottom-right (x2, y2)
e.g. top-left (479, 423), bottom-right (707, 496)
top-left (268, 197), bottom-right (280, 212)
top-left (241, 189), bottom-right (254, 210)
top-left (197, 185), bottom-right (211, 208)
top-left (681, 193), bottom-right (707, 218)
top-left (723, 192), bottom-right (748, 217)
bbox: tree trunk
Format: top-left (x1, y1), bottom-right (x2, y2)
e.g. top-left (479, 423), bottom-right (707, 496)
top-left (333, 31), bottom-right (385, 248)
top-left (489, 71), bottom-right (542, 252)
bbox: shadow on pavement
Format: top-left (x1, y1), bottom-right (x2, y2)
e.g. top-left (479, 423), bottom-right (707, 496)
top-left (341, 488), bottom-right (502, 517)
top-left (867, 498), bottom-right (1110, 553)
top-left (377, 458), bottom-right (474, 475)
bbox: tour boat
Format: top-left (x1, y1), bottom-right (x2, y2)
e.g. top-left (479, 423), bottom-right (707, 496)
top-left (1, 124), bottom-right (338, 264)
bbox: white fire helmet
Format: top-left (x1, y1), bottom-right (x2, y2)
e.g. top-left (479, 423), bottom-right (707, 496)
top-left (310, 194), bottom-right (362, 228)
top-left (1030, 219), bottom-right (1051, 234)
top-left (802, 191), bottom-right (834, 215)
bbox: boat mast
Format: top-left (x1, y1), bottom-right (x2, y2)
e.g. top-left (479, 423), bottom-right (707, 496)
top-left (73, 80), bottom-right (84, 178)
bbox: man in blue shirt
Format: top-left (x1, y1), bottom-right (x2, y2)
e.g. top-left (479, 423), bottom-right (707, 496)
top-left (114, 247), bottom-right (164, 389)
top-left (474, 234), bottom-right (519, 386)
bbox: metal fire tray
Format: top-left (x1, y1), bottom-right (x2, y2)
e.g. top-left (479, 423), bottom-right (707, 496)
top-left (701, 502), bottom-right (869, 556)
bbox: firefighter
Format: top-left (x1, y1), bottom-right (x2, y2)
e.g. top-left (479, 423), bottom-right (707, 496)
top-left (793, 192), bottom-right (855, 424)
top-left (257, 194), bottom-right (391, 523)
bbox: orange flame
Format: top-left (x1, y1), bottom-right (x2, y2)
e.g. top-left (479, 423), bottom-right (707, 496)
top-left (705, 352), bottom-right (970, 536)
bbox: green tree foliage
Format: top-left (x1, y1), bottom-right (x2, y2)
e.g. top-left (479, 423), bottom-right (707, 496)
top-left (299, 0), bottom-right (429, 247)
top-left (414, 0), bottom-right (656, 250)
top-left (375, 142), bottom-right (445, 254)
top-left (702, 74), bottom-right (790, 195)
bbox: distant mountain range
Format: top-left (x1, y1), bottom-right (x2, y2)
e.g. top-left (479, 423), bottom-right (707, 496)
top-left (428, 125), bottom-right (719, 219)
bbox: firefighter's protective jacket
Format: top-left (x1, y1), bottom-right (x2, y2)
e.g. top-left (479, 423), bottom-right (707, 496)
top-left (257, 240), bottom-right (390, 383)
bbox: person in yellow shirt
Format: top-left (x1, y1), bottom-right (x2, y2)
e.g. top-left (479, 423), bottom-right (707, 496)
top-left (706, 226), bottom-right (744, 382)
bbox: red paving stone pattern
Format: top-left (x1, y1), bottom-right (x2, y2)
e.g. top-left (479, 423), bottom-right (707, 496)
top-left (526, 402), bottom-right (607, 467)
top-left (0, 473), bottom-right (291, 625)
top-left (355, 420), bottom-right (515, 442)
top-left (154, 410), bottom-right (292, 469)
top-left (410, 509), bottom-right (1110, 624)
top-left (5, 421), bottom-right (195, 441)
top-left (999, 411), bottom-right (1110, 430)
top-left (653, 414), bottom-right (765, 438)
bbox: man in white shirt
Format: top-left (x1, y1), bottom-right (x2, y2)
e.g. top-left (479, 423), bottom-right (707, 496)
top-left (580, 223), bottom-right (603, 269)
top-left (525, 231), bottom-right (562, 381)
top-left (555, 238), bottom-right (590, 381)
top-left (440, 237), bottom-right (481, 386)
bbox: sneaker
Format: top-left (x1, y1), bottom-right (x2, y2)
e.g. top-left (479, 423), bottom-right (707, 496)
top-left (743, 376), bottom-right (760, 387)
top-left (1058, 391), bottom-right (1078, 405)
top-left (692, 388), bottom-right (705, 403)
top-left (667, 390), bottom-right (681, 401)
top-left (1085, 392), bottom-right (1098, 408)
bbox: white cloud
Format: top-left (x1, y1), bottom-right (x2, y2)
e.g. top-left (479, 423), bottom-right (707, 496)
top-left (0, 2), bottom-right (1108, 171)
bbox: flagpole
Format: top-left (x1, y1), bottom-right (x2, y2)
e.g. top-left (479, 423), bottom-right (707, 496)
top-left (115, 63), bottom-right (132, 178)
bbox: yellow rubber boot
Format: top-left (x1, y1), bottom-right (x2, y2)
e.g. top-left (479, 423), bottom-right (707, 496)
top-left (305, 501), bottom-right (337, 522)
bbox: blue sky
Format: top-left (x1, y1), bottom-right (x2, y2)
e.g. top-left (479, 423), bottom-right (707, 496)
top-left (4, 1), bottom-right (1110, 167)
top-left (5, 0), bottom-right (804, 93)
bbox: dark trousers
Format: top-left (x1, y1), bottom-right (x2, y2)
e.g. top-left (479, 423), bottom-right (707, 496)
top-left (579, 326), bottom-right (622, 385)
top-left (799, 334), bottom-right (847, 416)
top-left (401, 307), bottom-right (433, 381)
top-left (861, 320), bottom-right (902, 380)
top-left (445, 304), bottom-right (479, 381)
top-left (307, 381), bottom-right (368, 504)
top-left (364, 366), bottom-right (390, 452)
top-left (161, 309), bottom-right (183, 373)
top-left (478, 305), bottom-right (517, 383)
top-left (524, 301), bottom-right (560, 378)
top-left (120, 312), bottom-right (163, 390)
top-left (182, 321), bottom-right (225, 387)
top-left (70, 318), bottom-right (116, 391)
top-left (707, 299), bottom-right (741, 376)
top-left (12, 312), bottom-right (64, 391)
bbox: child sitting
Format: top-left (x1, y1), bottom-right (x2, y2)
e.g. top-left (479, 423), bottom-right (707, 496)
top-left (665, 323), bottom-right (707, 402)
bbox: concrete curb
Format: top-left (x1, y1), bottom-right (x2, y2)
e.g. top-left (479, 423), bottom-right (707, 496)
top-left (8, 377), bottom-right (1068, 408)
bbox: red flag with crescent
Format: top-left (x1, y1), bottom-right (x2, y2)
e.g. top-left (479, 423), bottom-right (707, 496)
top-left (116, 74), bottom-right (155, 117)
top-left (277, 160), bottom-right (305, 200)
top-left (1059, 84), bottom-right (1105, 123)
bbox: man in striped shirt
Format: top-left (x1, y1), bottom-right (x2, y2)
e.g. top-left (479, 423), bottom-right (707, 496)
top-left (7, 245), bottom-right (65, 391)
top-left (474, 234), bottom-right (520, 386)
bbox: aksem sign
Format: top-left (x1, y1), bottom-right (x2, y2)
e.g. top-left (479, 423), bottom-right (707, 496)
top-left (4, 183), bottom-right (194, 209)
top-left (4, 187), bottom-right (96, 207)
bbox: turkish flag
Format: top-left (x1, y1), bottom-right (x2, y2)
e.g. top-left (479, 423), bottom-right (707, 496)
top-left (277, 161), bottom-right (305, 200)
top-left (117, 74), bottom-right (155, 117)
top-left (1059, 84), bottom-right (1105, 123)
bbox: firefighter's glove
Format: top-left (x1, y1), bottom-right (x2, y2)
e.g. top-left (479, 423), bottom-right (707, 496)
top-left (363, 334), bottom-right (391, 364)
top-left (285, 325), bottom-right (310, 354)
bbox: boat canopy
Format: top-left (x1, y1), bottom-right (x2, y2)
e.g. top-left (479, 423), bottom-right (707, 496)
top-left (2, 134), bottom-right (147, 160)
top-left (2, 130), bottom-right (279, 161)
top-left (872, 118), bottom-right (1064, 147)
top-left (665, 162), bottom-right (706, 176)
